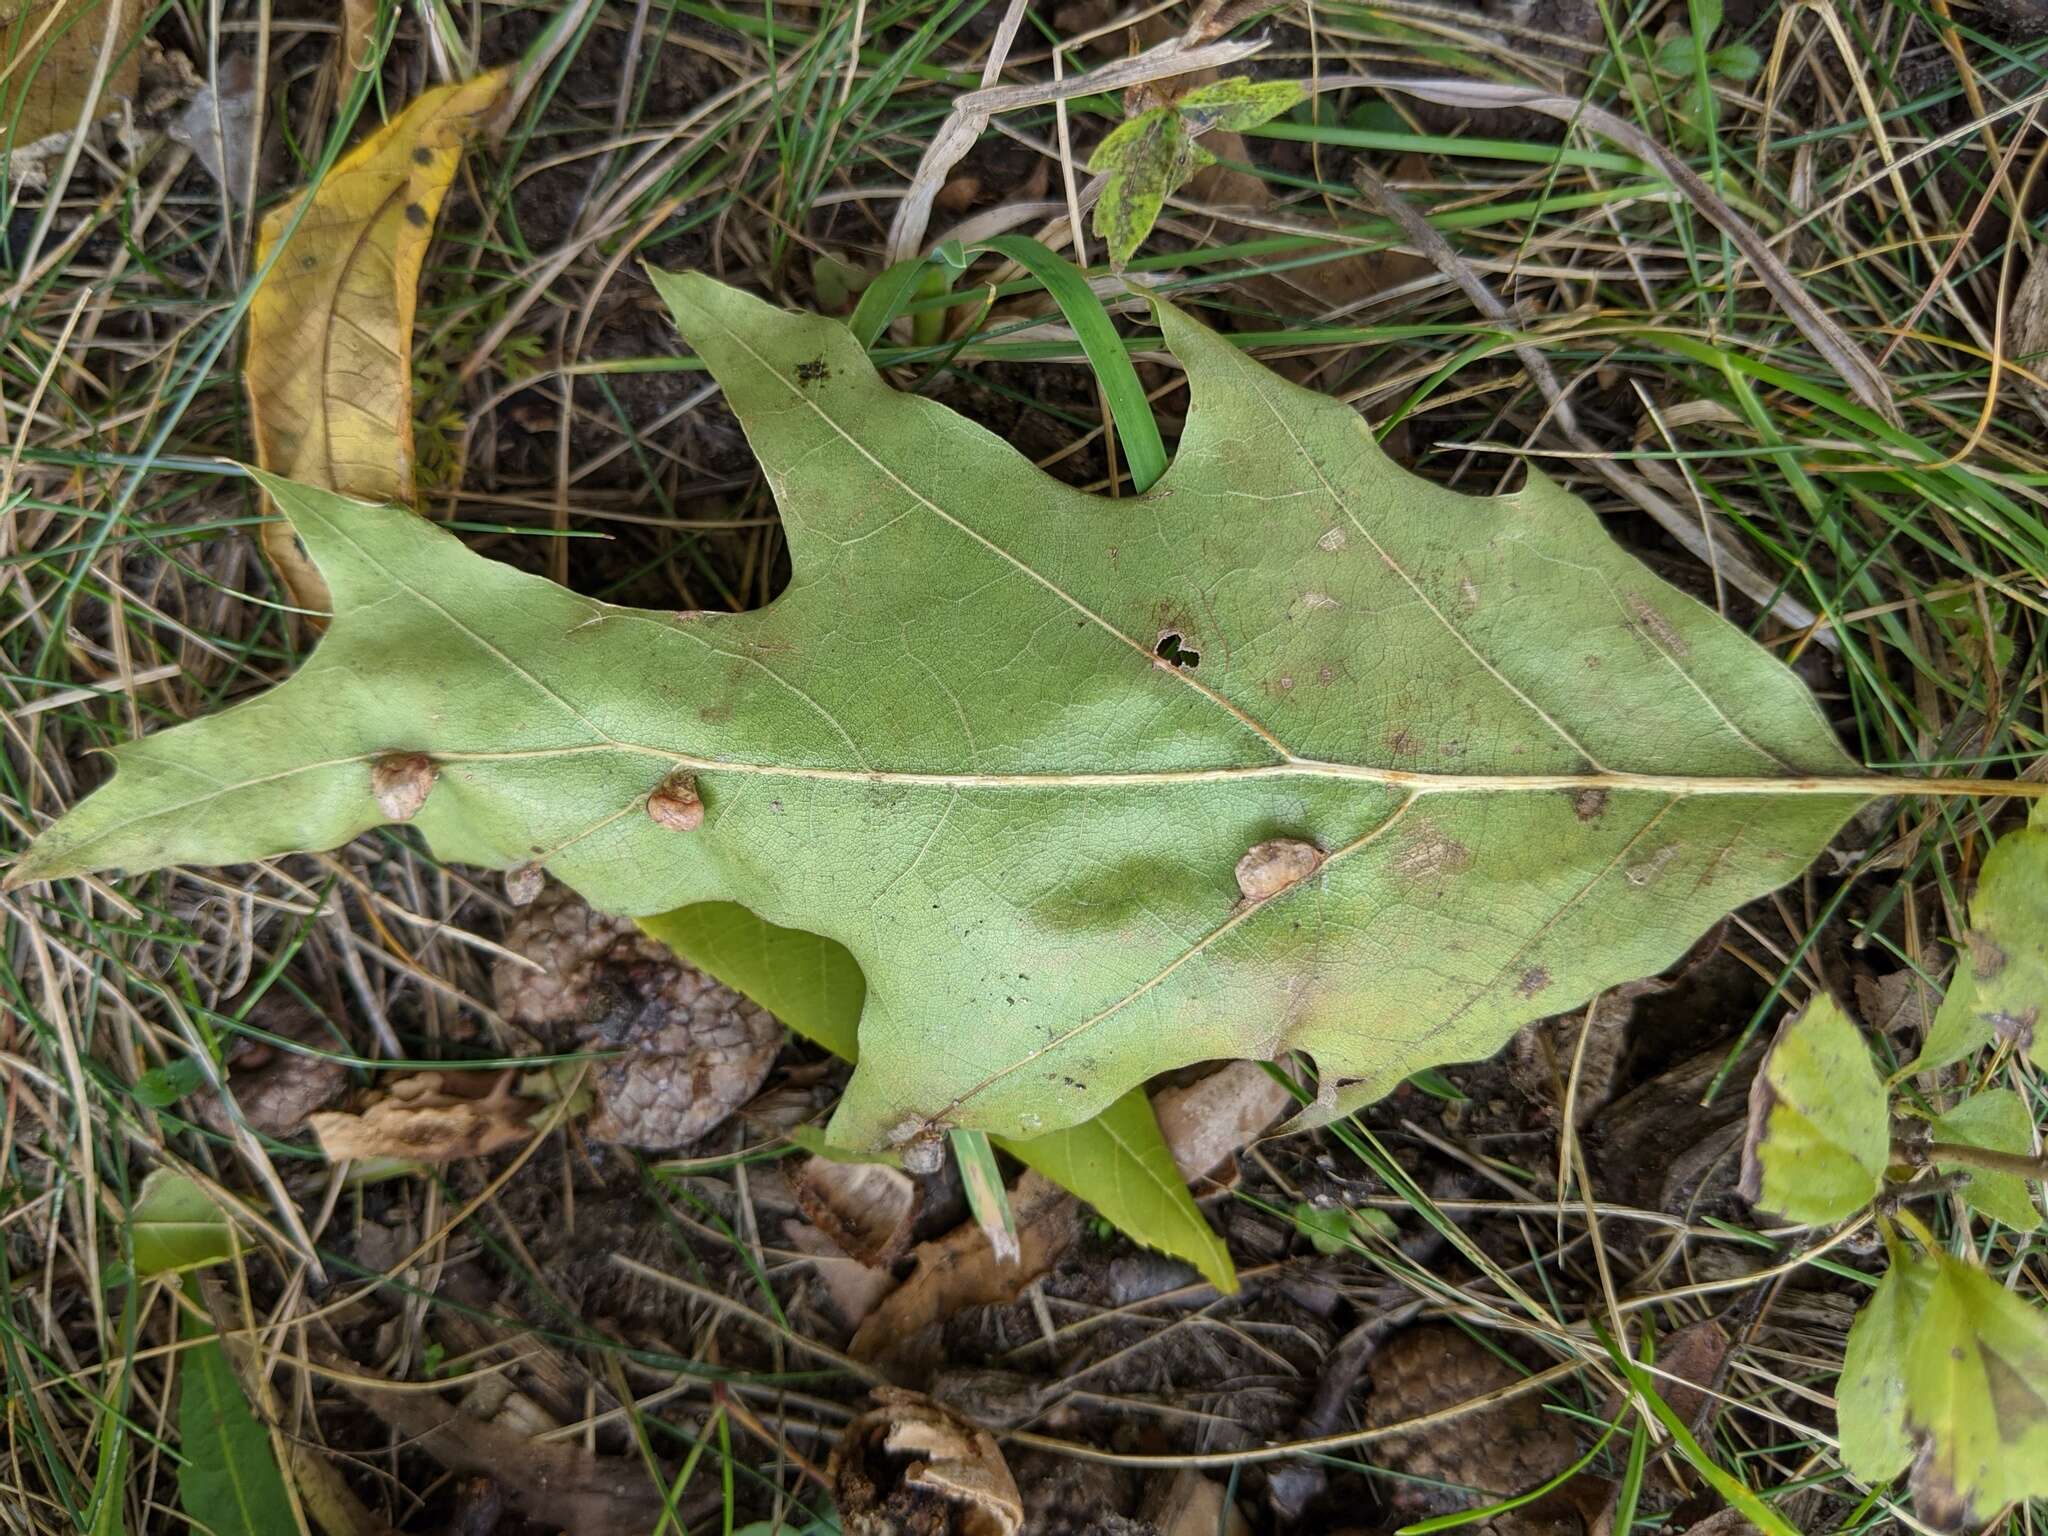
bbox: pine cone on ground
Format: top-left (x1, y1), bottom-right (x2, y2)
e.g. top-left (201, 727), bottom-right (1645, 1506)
top-left (1364, 1325), bottom-right (1578, 1524)
top-left (493, 884), bottom-right (781, 1148)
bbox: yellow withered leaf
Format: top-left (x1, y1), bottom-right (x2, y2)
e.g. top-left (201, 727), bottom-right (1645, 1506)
top-left (245, 70), bottom-right (506, 611)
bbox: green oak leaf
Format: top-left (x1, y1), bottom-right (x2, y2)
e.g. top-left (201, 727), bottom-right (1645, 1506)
top-left (640, 903), bottom-right (1235, 1290)
top-left (1902, 1247), bottom-right (2048, 1525)
top-left (1838, 1239), bottom-right (1937, 1484)
top-left (17, 275), bottom-right (1880, 1156)
top-left (1931, 1087), bottom-right (2041, 1231)
top-left (1739, 996), bottom-right (1890, 1225)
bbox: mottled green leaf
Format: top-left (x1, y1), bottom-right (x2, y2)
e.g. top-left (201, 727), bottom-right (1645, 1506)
top-left (640, 904), bottom-right (1235, 1289)
top-left (20, 277), bottom-right (1873, 1163)
top-left (1087, 108), bottom-right (1212, 265)
top-left (1931, 1088), bottom-right (2041, 1231)
top-left (178, 1316), bottom-right (294, 1536)
top-left (1902, 1248), bottom-right (2048, 1525)
top-left (1957, 802), bottom-right (2048, 1063)
top-left (130, 1170), bottom-right (243, 1278)
top-left (1175, 77), bottom-right (1306, 131)
top-left (1838, 1242), bottom-right (1936, 1483)
top-left (1740, 997), bottom-right (1890, 1225)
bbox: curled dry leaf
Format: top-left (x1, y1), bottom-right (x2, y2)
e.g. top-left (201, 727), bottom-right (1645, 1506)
top-left (849, 1172), bottom-right (1078, 1383)
top-left (246, 71), bottom-right (506, 611)
top-left (792, 1155), bottom-right (921, 1268)
top-left (495, 884), bottom-right (782, 1148)
top-left (308, 1070), bottom-right (536, 1163)
top-left (787, 1220), bottom-right (902, 1329)
top-left (831, 1387), bottom-right (1024, 1536)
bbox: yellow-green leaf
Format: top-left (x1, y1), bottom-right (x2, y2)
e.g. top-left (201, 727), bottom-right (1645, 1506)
top-left (246, 70), bottom-right (505, 609)
top-left (1913, 800), bottom-right (2048, 1075)
top-left (1087, 107), bottom-right (1212, 265)
top-left (1931, 1088), bottom-right (2041, 1231)
top-left (130, 1170), bottom-right (243, 1278)
top-left (1838, 1241), bottom-right (1935, 1484)
top-left (1902, 1248), bottom-right (2048, 1525)
top-left (1739, 997), bottom-right (1890, 1226)
top-left (1175, 77), bottom-right (1305, 132)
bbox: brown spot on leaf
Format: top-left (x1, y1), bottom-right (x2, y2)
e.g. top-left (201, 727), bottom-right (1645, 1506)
top-left (1626, 593), bottom-right (1691, 657)
top-left (1966, 930), bottom-right (2007, 979)
top-left (1518, 967), bottom-right (1551, 997)
top-left (1573, 788), bottom-right (1609, 822)
top-left (1395, 822), bottom-right (1473, 881)
top-left (412, 146), bottom-right (434, 166)
top-left (403, 201), bottom-right (430, 228)
top-left (1235, 838), bottom-right (1324, 901)
top-left (371, 752), bottom-right (436, 821)
top-left (1626, 845), bottom-right (1679, 886)
top-left (1387, 728), bottom-right (1422, 757)
top-left (647, 772), bottom-right (705, 831)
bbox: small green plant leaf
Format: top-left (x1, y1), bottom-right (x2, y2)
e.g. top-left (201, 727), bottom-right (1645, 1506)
top-left (134, 1056), bottom-right (210, 1108)
top-left (1902, 1248), bottom-right (2048, 1525)
top-left (1088, 107), bottom-right (1212, 265)
top-left (1931, 1088), bottom-right (2042, 1231)
top-left (640, 904), bottom-right (1236, 1290)
top-left (1909, 802), bottom-right (2048, 1077)
top-left (130, 1170), bottom-right (243, 1278)
top-left (1708, 40), bottom-right (1761, 79)
top-left (178, 1317), bottom-right (295, 1536)
top-left (1292, 1202), bottom-right (1353, 1254)
top-left (1174, 77), bottom-right (1307, 132)
top-left (1948, 801), bottom-right (2048, 1065)
top-left (1838, 1240), bottom-right (1937, 1483)
top-left (1655, 33), bottom-right (1701, 73)
top-left (1739, 997), bottom-right (1890, 1225)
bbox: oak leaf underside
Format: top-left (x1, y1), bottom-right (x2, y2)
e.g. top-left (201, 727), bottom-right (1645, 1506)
top-left (17, 276), bottom-right (1869, 1149)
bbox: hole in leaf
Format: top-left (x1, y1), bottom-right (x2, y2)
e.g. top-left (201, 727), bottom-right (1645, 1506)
top-left (1155, 632), bottom-right (1200, 669)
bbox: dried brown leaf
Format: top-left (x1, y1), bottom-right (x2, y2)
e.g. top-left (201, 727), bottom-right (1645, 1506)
top-left (832, 1387), bottom-right (1024, 1536)
top-left (792, 1156), bottom-right (921, 1268)
top-left (849, 1172), bottom-right (1078, 1382)
top-left (307, 1070), bottom-right (536, 1163)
